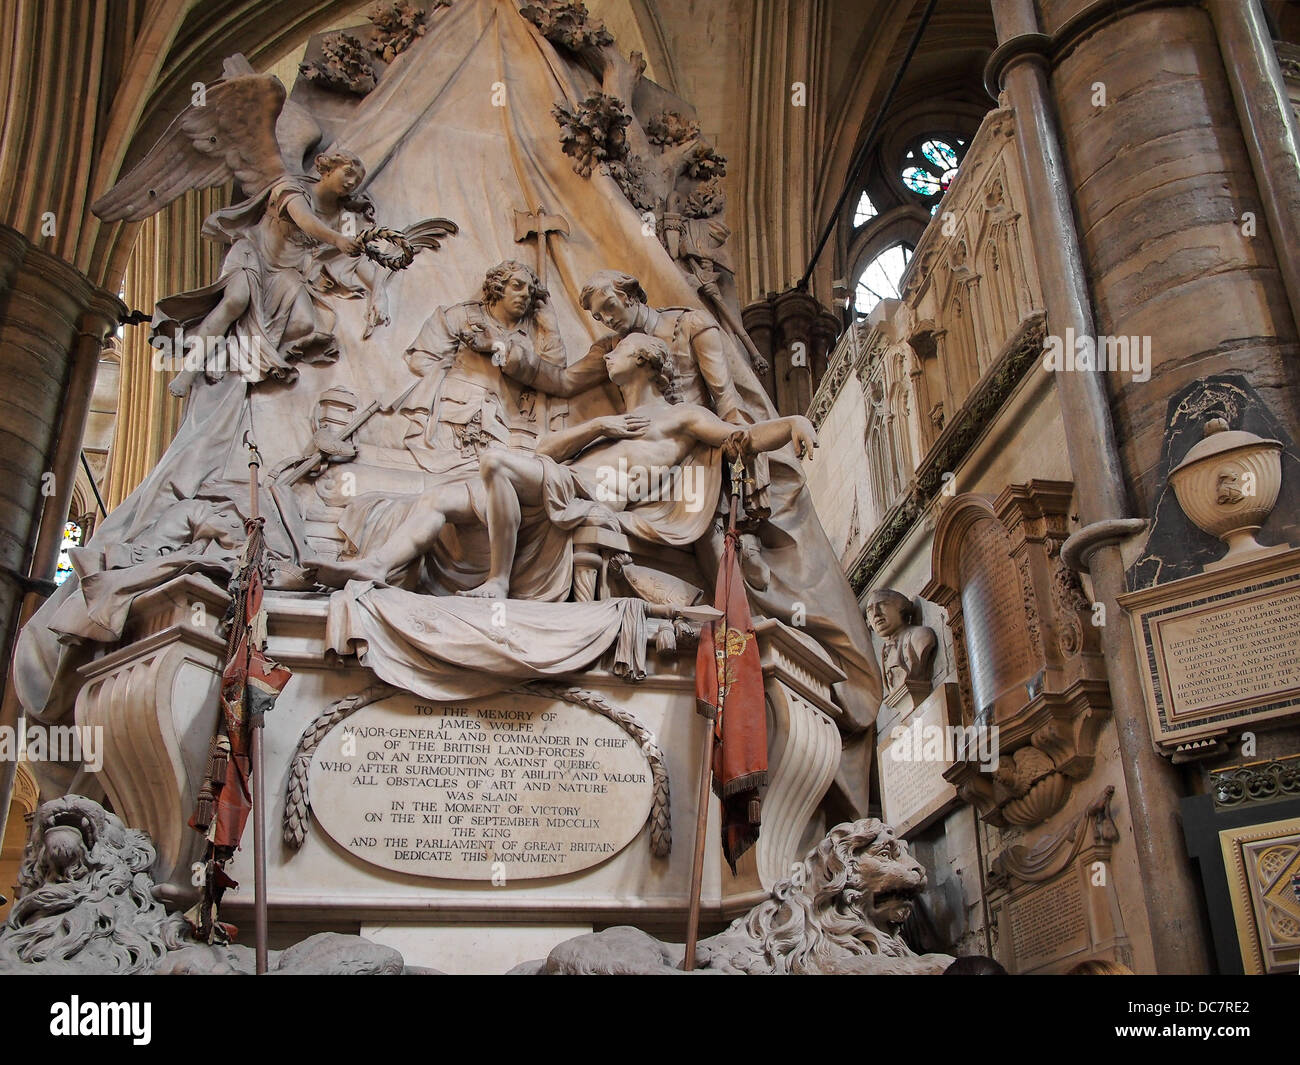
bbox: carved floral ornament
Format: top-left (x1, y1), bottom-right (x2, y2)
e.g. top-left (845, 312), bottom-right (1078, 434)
top-left (921, 481), bottom-right (1112, 828)
top-left (299, 1), bottom-right (440, 95)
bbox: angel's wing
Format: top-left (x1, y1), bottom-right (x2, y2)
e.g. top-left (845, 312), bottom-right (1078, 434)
top-left (93, 74), bottom-right (289, 222)
top-left (223, 53), bottom-right (323, 176)
top-left (403, 217), bottom-right (460, 252)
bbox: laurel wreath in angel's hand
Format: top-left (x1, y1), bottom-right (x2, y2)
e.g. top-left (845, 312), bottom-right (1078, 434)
top-left (357, 220), bottom-right (458, 271)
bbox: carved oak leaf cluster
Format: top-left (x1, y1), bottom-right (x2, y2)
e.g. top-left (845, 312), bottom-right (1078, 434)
top-left (683, 178), bottom-right (726, 219)
top-left (606, 159), bottom-right (656, 212)
top-left (300, 1), bottom-right (437, 95)
top-left (646, 110), bottom-right (700, 147)
top-left (520, 0), bottom-right (614, 50)
top-left (554, 93), bottom-right (632, 178)
top-left (684, 141), bottom-right (727, 182)
top-left (368, 0), bottom-right (435, 63)
top-left (300, 31), bottom-right (377, 95)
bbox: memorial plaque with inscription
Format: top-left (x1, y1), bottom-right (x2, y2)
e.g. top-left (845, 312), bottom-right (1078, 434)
top-left (1149, 587), bottom-right (1300, 719)
top-left (1120, 547), bottom-right (1300, 755)
top-left (958, 517), bottom-right (1036, 720)
top-left (310, 693), bottom-right (654, 880)
top-left (878, 684), bottom-right (960, 835)
top-left (1004, 874), bottom-right (1090, 971)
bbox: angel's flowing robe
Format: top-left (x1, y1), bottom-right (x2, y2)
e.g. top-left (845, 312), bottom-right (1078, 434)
top-left (153, 176), bottom-right (371, 382)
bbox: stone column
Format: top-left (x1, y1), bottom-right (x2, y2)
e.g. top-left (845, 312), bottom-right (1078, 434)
top-left (1039, 0), bottom-right (1300, 499)
top-left (742, 287), bottom-right (842, 417)
top-left (740, 0), bottom-right (831, 298)
top-left (0, 222), bottom-right (121, 864)
top-left (988, 0), bottom-right (1217, 973)
top-left (1207, 0), bottom-right (1300, 339)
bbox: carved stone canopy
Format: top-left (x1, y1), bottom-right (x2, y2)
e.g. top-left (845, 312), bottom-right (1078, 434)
top-left (921, 480), bottom-right (1111, 827)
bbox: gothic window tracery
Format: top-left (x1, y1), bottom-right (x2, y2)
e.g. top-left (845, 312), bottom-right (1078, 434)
top-left (852, 190), bottom-right (878, 227)
top-left (901, 135), bottom-right (967, 212)
top-left (55, 519), bottom-right (84, 586)
top-left (854, 241), bottom-right (913, 316)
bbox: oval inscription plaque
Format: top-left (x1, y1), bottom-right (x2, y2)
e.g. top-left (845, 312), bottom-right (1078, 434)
top-left (309, 693), bottom-right (654, 880)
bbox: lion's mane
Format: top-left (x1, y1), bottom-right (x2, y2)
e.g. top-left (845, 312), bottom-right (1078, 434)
top-left (699, 818), bottom-right (924, 974)
top-left (0, 795), bottom-right (190, 974)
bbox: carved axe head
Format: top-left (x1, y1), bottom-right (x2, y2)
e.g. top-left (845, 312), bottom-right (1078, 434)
top-left (513, 205), bottom-right (570, 242)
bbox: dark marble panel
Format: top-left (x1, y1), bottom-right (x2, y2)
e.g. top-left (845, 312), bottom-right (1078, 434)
top-left (1130, 375), bottom-right (1300, 588)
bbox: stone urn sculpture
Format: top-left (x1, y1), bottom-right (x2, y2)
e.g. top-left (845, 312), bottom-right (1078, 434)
top-left (1168, 417), bottom-right (1284, 568)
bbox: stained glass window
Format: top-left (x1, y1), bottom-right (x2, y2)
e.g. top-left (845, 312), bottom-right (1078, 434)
top-left (854, 243), bottom-right (913, 316)
top-left (901, 136), bottom-right (966, 210)
top-left (852, 190), bottom-right (878, 227)
top-left (55, 520), bottom-right (82, 586)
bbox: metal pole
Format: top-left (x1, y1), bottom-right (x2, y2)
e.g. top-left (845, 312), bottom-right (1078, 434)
top-left (1207, 0), bottom-right (1300, 336)
top-left (800, 0), bottom-right (939, 288)
top-left (680, 708), bottom-right (717, 971)
top-left (681, 460), bottom-right (743, 970)
top-left (246, 438), bottom-right (269, 976)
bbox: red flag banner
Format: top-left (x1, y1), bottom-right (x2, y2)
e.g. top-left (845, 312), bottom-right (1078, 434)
top-left (695, 527), bottom-right (767, 873)
top-left (187, 515), bottom-right (292, 943)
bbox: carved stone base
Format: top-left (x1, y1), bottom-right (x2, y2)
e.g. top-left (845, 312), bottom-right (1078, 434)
top-left (71, 575), bottom-right (844, 939)
top-left (986, 788), bottom-right (1133, 973)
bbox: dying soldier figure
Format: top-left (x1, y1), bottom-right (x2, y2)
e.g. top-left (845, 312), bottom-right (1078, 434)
top-left (314, 333), bottom-right (814, 592)
top-left (460, 332), bottom-right (817, 598)
top-left (312, 260), bottom-right (565, 589)
top-left (493, 269), bottom-right (779, 586)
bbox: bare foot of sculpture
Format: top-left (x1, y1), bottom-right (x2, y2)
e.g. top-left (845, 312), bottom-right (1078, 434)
top-left (456, 578), bottom-right (509, 599)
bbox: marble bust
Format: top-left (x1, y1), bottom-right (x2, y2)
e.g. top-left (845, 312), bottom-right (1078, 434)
top-left (865, 588), bottom-right (937, 701)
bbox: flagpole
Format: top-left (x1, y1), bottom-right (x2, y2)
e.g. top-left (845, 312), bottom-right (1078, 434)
top-left (681, 689), bottom-right (718, 972)
top-left (681, 454), bottom-right (745, 971)
top-left (245, 434), bottom-right (269, 977)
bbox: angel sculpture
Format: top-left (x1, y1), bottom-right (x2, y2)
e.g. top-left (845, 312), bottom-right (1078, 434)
top-left (94, 63), bottom-right (457, 398)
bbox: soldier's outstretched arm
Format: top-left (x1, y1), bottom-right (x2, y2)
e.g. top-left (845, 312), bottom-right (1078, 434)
top-left (743, 414), bottom-right (818, 459)
top-left (496, 336), bottom-right (611, 397)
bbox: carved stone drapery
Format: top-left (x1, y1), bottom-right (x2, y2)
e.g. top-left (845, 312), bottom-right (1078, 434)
top-left (922, 481), bottom-right (1111, 827)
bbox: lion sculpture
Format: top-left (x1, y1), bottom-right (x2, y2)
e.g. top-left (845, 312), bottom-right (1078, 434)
top-left (696, 818), bottom-right (953, 974)
top-left (3, 800), bottom-right (947, 975)
top-left (0, 795), bottom-right (408, 974)
top-left (524, 818), bottom-right (954, 975)
top-left (0, 794), bottom-right (190, 974)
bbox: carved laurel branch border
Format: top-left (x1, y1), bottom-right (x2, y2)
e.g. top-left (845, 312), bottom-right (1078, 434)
top-left (283, 681), bottom-right (399, 850)
top-left (282, 680), bottom-right (671, 859)
top-left (511, 683), bottom-right (671, 858)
